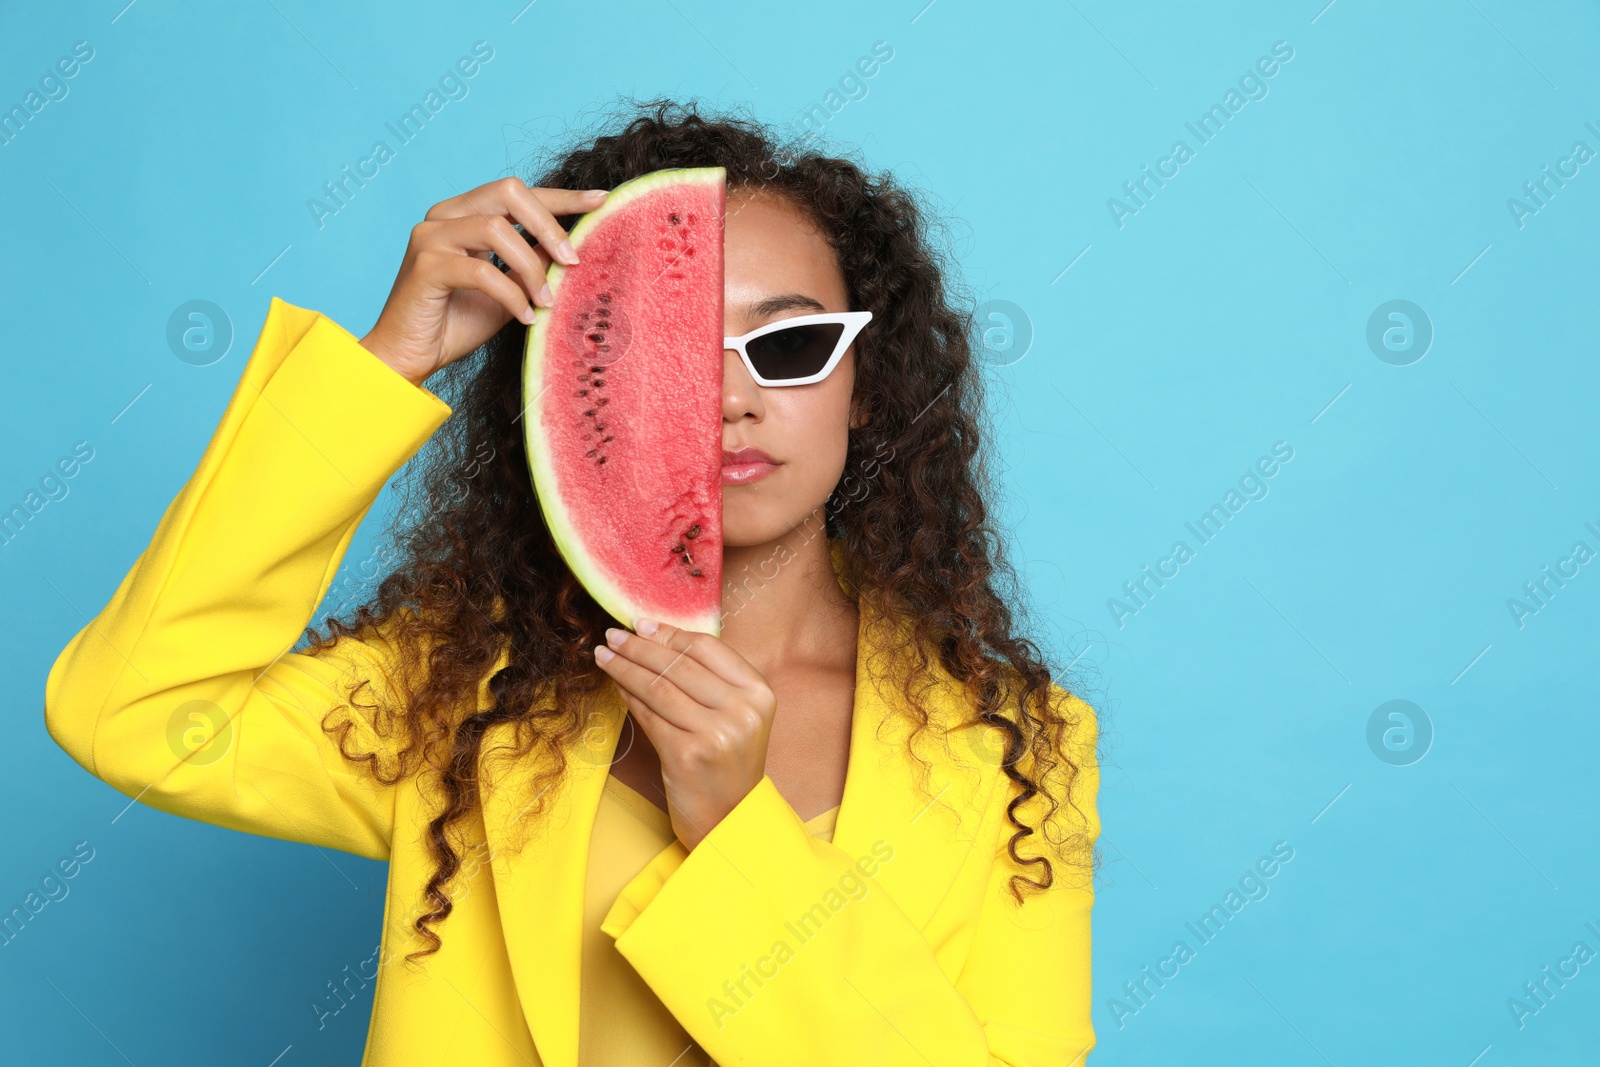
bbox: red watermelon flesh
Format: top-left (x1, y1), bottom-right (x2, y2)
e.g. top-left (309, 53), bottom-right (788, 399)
top-left (522, 167), bottom-right (725, 636)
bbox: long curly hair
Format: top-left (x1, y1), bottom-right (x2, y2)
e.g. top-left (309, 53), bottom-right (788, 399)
top-left (298, 97), bottom-right (1101, 965)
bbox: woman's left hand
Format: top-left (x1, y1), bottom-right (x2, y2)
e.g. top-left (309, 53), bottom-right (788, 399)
top-left (594, 619), bottom-right (777, 851)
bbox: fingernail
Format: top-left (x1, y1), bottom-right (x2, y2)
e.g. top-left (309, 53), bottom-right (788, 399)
top-left (588, 189), bottom-right (609, 199)
top-left (519, 304), bottom-right (534, 325)
top-left (636, 617), bottom-right (659, 636)
top-left (538, 283), bottom-right (552, 305)
top-left (594, 645), bottom-right (614, 664)
top-left (605, 627), bottom-right (625, 647)
top-left (558, 240), bottom-right (578, 264)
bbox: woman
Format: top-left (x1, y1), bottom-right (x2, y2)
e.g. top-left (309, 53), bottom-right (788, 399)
top-left (44, 99), bottom-right (1100, 1066)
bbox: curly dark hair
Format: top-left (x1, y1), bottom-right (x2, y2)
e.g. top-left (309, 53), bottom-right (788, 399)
top-left (298, 96), bottom-right (1102, 965)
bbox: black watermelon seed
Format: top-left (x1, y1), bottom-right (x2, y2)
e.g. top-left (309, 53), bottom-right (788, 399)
top-left (593, 378), bottom-right (604, 387)
top-left (689, 568), bottom-right (702, 577)
top-left (673, 544), bottom-right (685, 553)
top-left (597, 456), bottom-right (607, 464)
top-left (598, 294), bottom-right (610, 303)
top-left (594, 423), bottom-right (604, 431)
top-left (686, 524), bottom-right (700, 538)
top-left (590, 365), bottom-right (603, 372)
top-left (596, 398), bottom-right (608, 406)
top-left (577, 389), bottom-right (587, 396)
top-left (586, 448), bottom-right (597, 457)
top-left (584, 409), bottom-right (594, 416)
top-left (669, 213), bottom-right (680, 224)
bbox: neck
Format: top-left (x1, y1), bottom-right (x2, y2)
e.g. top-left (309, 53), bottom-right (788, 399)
top-left (718, 515), bottom-right (858, 677)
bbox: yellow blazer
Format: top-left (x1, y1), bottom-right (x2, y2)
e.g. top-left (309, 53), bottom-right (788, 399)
top-left (44, 297), bottom-right (1100, 1066)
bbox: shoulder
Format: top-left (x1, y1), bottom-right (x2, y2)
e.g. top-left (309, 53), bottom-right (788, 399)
top-left (1047, 682), bottom-right (1098, 772)
top-left (301, 604), bottom-right (457, 766)
top-left (971, 678), bottom-right (1100, 873)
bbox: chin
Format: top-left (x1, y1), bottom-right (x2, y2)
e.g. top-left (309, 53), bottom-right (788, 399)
top-left (721, 502), bottom-right (828, 551)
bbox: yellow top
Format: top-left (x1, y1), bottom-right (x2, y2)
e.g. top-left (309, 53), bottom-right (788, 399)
top-left (44, 297), bottom-right (1100, 1067)
top-left (581, 774), bottom-right (840, 1067)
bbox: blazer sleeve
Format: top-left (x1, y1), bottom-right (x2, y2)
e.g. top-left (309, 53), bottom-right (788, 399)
top-left (43, 296), bottom-right (454, 862)
top-left (600, 690), bottom-right (1101, 1066)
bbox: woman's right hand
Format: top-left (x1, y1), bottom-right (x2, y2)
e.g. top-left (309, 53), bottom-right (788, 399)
top-left (358, 177), bottom-right (610, 388)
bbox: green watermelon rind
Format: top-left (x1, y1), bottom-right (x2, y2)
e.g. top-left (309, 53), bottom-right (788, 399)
top-left (521, 166), bottom-right (725, 636)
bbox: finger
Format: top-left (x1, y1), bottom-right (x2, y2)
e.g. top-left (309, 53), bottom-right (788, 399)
top-left (422, 195), bottom-right (552, 272)
top-left (485, 239), bottom-right (555, 303)
top-left (635, 620), bottom-right (768, 694)
top-left (594, 641), bottom-right (703, 730)
top-left (410, 215), bottom-right (554, 307)
top-left (424, 178), bottom-right (608, 266)
top-left (416, 250), bottom-right (535, 325)
top-left (608, 681), bottom-right (684, 751)
top-left (509, 180), bottom-right (607, 266)
top-left (426, 176), bottom-right (603, 223)
top-left (499, 238), bottom-right (553, 275)
top-left (601, 626), bottom-right (739, 711)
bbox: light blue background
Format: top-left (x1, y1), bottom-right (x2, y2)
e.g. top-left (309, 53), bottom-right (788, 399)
top-left (3, 0), bottom-right (1597, 1063)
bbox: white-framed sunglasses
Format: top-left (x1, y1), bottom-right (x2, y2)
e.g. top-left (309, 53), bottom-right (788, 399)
top-left (724, 311), bottom-right (873, 387)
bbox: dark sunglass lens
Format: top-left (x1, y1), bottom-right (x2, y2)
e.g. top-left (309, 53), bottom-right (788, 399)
top-left (747, 322), bottom-right (845, 381)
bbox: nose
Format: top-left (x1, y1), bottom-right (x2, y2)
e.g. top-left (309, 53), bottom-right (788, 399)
top-left (722, 343), bottom-right (763, 422)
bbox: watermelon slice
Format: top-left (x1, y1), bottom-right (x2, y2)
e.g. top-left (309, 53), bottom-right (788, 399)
top-left (522, 167), bottom-right (726, 636)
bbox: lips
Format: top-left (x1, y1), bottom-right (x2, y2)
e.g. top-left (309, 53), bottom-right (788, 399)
top-left (722, 446), bottom-right (777, 466)
top-left (721, 445), bottom-right (779, 486)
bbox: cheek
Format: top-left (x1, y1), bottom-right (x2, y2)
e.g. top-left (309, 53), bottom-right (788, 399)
top-left (774, 390), bottom-right (854, 483)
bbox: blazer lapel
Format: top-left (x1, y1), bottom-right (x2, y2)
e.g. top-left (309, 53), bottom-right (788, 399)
top-left (479, 542), bottom-right (998, 1067)
top-left (830, 593), bottom-right (1002, 932)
